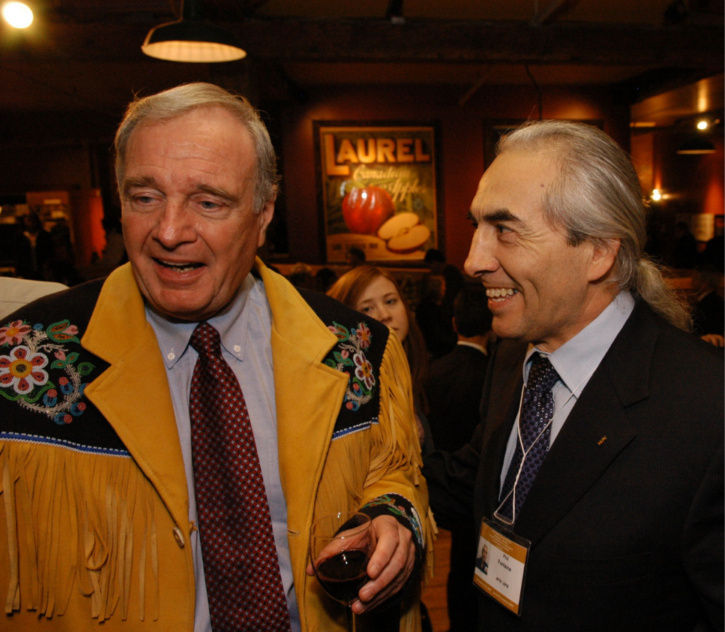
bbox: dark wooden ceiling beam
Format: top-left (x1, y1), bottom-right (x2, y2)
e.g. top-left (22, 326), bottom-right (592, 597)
top-left (4, 19), bottom-right (722, 70)
top-left (238, 19), bottom-right (722, 68)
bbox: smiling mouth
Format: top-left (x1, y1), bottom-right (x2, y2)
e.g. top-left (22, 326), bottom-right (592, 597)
top-left (486, 288), bottom-right (518, 302)
top-left (154, 258), bottom-right (203, 273)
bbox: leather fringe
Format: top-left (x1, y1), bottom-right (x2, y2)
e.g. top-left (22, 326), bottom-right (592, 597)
top-left (0, 440), bottom-right (159, 622)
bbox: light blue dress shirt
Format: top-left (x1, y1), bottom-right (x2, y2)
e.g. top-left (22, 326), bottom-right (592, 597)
top-left (146, 274), bottom-right (301, 632)
top-left (499, 291), bottom-right (635, 498)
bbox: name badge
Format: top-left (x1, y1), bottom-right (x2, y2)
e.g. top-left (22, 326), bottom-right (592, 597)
top-left (472, 517), bottom-right (531, 616)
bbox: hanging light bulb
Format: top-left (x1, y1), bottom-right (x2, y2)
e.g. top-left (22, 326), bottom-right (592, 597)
top-left (2, 1), bottom-right (33, 29)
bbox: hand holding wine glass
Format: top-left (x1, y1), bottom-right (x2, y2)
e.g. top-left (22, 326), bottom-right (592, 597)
top-left (309, 511), bottom-right (376, 632)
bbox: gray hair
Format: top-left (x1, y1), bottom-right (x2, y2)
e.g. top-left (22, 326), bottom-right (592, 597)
top-left (498, 120), bottom-right (691, 331)
top-left (114, 82), bottom-right (279, 214)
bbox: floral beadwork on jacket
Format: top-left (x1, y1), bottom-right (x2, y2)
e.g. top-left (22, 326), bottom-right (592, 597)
top-left (325, 320), bottom-right (376, 411)
top-left (0, 319), bottom-right (95, 424)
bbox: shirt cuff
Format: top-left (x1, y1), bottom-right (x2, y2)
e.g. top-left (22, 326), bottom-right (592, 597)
top-left (360, 493), bottom-right (425, 565)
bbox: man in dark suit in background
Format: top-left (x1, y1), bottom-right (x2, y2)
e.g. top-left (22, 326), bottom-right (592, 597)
top-left (426, 284), bottom-right (493, 454)
top-left (423, 120), bottom-right (723, 632)
top-left (690, 263), bottom-right (724, 346)
top-left (425, 284), bottom-right (493, 632)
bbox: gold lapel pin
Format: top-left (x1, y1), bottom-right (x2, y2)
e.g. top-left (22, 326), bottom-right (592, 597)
top-left (597, 436), bottom-right (608, 446)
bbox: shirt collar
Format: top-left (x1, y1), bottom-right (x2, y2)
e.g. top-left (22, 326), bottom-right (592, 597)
top-left (457, 340), bottom-right (488, 355)
top-left (146, 274), bottom-right (258, 369)
top-left (525, 291), bottom-right (635, 396)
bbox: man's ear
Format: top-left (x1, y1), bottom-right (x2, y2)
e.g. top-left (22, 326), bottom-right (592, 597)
top-left (256, 201), bottom-right (275, 248)
top-left (587, 238), bottom-right (620, 283)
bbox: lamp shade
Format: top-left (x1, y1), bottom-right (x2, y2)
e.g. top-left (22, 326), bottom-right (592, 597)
top-left (142, 18), bottom-right (246, 63)
top-left (676, 136), bottom-right (716, 155)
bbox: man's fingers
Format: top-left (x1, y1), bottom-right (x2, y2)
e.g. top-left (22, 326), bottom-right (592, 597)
top-left (352, 544), bottom-right (414, 613)
top-left (365, 517), bottom-right (400, 579)
top-left (352, 517), bottom-right (416, 614)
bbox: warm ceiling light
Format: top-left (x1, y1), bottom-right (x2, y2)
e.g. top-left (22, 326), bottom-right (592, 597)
top-left (651, 189), bottom-right (663, 202)
top-left (2, 1), bottom-right (33, 29)
top-left (142, 0), bottom-right (245, 63)
top-left (696, 119), bottom-right (709, 131)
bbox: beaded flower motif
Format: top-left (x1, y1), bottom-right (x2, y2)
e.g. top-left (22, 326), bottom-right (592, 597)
top-left (326, 321), bottom-right (376, 411)
top-left (0, 319), bottom-right (95, 424)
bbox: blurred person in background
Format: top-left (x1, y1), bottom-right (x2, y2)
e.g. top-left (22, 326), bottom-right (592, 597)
top-left (425, 284), bottom-right (494, 632)
top-left (690, 263), bottom-right (724, 348)
top-left (346, 246), bottom-right (367, 268)
top-left (80, 209), bottom-right (127, 281)
top-left (314, 266), bottom-right (338, 294)
top-left (415, 273), bottom-right (456, 359)
top-left (286, 262), bottom-right (316, 291)
top-left (13, 210), bottom-right (53, 280)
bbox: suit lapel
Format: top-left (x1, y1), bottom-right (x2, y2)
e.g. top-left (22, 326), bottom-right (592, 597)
top-left (514, 302), bottom-right (658, 544)
top-left (82, 264), bottom-right (190, 529)
top-left (479, 342), bottom-right (528, 519)
top-left (515, 380), bottom-right (637, 543)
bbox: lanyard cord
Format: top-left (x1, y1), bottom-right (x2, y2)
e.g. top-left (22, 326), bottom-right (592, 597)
top-left (493, 378), bottom-right (577, 527)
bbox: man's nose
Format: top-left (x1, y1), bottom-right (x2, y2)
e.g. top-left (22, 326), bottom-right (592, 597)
top-left (153, 201), bottom-right (194, 248)
top-left (464, 229), bottom-right (498, 278)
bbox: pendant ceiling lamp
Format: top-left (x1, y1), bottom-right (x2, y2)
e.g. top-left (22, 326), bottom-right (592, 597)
top-left (142, 0), bottom-right (246, 63)
top-left (675, 115), bottom-right (719, 155)
top-left (676, 136), bottom-right (716, 155)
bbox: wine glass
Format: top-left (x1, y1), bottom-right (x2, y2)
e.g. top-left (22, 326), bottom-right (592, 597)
top-left (309, 511), bottom-right (376, 632)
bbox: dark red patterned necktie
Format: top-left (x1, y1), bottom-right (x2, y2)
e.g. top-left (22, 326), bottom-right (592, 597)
top-left (189, 321), bottom-right (291, 632)
top-left (499, 352), bottom-right (560, 522)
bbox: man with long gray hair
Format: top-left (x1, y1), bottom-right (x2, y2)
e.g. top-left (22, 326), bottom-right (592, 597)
top-left (423, 120), bottom-right (723, 631)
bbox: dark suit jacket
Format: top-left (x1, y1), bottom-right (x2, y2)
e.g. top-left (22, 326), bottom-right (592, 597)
top-left (425, 342), bottom-right (490, 631)
top-left (693, 291), bottom-right (725, 336)
top-left (423, 300), bottom-right (724, 631)
top-left (426, 343), bottom-right (490, 453)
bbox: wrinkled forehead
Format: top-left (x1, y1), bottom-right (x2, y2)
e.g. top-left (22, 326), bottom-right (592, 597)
top-left (128, 106), bottom-right (250, 146)
top-left (471, 150), bottom-right (556, 215)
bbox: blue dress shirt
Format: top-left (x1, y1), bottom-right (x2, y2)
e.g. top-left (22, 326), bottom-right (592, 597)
top-left (146, 274), bottom-right (301, 632)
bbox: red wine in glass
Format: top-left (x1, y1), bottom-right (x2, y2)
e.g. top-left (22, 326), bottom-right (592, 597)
top-left (314, 548), bottom-right (371, 604)
top-left (310, 512), bottom-right (375, 632)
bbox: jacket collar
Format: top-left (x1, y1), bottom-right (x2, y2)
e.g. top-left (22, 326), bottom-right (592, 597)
top-left (81, 259), bottom-right (350, 546)
top-left (82, 263), bottom-right (190, 529)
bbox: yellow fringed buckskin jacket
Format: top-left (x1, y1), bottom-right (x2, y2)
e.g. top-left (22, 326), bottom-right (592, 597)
top-left (0, 260), bottom-right (431, 631)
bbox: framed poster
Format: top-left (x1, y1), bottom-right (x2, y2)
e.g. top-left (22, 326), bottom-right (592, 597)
top-left (315, 122), bottom-right (439, 264)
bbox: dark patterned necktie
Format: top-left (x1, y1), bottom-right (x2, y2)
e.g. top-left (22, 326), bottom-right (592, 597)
top-left (498, 353), bottom-right (560, 522)
top-left (189, 321), bottom-right (291, 632)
